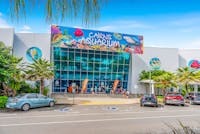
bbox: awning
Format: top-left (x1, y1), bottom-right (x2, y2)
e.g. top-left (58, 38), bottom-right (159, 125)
top-left (139, 79), bottom-right (157, 84)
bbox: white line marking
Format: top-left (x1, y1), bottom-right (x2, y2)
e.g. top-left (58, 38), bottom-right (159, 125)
top-left (0, 114), bottom-right (200, 127)
top-left (0, 114), bottom-right (17, 117)
top-left (0, 109), bottom-right (200, 119)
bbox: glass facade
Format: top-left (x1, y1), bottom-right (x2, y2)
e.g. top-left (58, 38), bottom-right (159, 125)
top-left (52, 47), bottom-right (130, 93)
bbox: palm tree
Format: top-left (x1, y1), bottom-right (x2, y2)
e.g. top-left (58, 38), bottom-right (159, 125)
top-left (153, 71), bottom-right (176, 95)
top-left (8, 0), bottom-right (108, 25)
top-left (0, 41), bottom-right (24, 96)
top-left (139, 70), bottom-right (176, 95)
top-left (175, 67), bottom-right (199, 92)
top-left (25, 58), bottom-right (54, 95)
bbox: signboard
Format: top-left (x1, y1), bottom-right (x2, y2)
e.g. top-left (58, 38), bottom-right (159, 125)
top-left (51, 25), bottom-right (143, 54)
top-left (188, 60), bottom-right (200, 70)
top-left (149, 57), bottom-right (161, 70)
top-left (26, 47), bottom-right (42, 62)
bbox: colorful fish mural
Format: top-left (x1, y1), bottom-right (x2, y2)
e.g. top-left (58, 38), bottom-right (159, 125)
top-left (26, 47), bottom-right (42, 62)
top-left (74, 29), bottom-right (84, 37)
top-left (188, 60), bottom-right (200, 69)
top-left (51, 25), bottom-right (143, 54)
top-left (149, 57), bottom-right (161, 70)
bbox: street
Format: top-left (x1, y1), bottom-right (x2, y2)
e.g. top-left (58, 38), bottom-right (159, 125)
top-left (0, 104), bottom-right (200, 134)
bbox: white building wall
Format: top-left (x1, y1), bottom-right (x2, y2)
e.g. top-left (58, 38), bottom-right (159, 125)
top-left (179, 49), bottom-right (200, 67)
top-left (13, 33), bottom-right (51, 62)
top-left (2, 28), bottom-right (199, 94)
top-left (0, 28), bottom-right (14, 47)
top-left (13, 33), bottom-right (51, 91)
top-left (129, 47), bottom-right (179, 94)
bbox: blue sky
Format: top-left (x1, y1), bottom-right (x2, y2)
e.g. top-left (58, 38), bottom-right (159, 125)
top-left (0, 0), bottom-right (200, 48)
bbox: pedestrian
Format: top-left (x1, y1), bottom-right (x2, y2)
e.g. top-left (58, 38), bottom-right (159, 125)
top-left (98, 86), bottom-right (101, 93)
top-left (94, 86), bottom-right (97, 93)
top-left (126, 90), bottom-right (130, 98)
top-left (91, 87), bottom-right (94, 94)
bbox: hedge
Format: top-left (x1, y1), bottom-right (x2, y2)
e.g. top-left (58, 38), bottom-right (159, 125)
top-left (0, 96), bottom-right (8, 108)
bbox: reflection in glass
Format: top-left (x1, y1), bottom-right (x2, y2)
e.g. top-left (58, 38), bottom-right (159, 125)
top-left (53, 47), bottom-right (130, 93)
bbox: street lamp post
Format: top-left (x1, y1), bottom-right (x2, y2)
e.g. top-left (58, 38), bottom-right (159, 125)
top-left (149, 69), bottom-right (151, 94)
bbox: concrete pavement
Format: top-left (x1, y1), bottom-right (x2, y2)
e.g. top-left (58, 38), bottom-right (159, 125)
top-left (0, 104), bottom-right (200, 134)
top-left (53, 93), bottom-right (140, 105)
top-left (69, 97), bottom-right (140, 105)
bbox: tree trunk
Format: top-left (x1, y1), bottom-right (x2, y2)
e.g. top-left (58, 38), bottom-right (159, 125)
top-left (163, 88), bottom-right (166, 96)
top-left (185, 84), bottom-right (188, 93)
top-left (40, 78), bottom-right (44, 95)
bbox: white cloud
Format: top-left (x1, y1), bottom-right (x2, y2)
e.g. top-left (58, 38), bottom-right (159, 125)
top-left (22, 25), bottom-right (31, 30)
top-left (183, 39), bottom-right (200, 49)
top-left (179, 28), bottom-right (196, 33)
top-left (116, 20), bottom-right (154, 29)
top-left (73, 26), bottom-right (83, 29)
top-left (96, 20), bottom-right (154, 32)
top-left (168, 14), bottom-right (200, 26)
top-left (19, 25), bottom-right (32, 33)
top-left (0, 18), bottom-right (11, 28)
top-left (97, 26), bottom-right (115, 31)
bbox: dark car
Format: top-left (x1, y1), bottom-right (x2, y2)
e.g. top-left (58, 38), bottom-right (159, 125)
top-left (164, 93), bottom-right (184, 106)
top-left (140, 94), bottom-right (158, 107)
top-left (185, 92), bottom-right (200, 105)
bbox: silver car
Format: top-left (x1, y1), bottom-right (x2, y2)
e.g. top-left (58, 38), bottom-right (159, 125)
top-left (6, 93), bottom-right (55, 111)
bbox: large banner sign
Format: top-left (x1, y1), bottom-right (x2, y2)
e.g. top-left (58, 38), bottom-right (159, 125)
top-left (51, 25), bottom-right (143, 54)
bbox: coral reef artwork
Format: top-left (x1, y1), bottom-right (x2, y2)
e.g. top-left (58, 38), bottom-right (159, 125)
top-left (26, 47), bottom-right (42, 62)
top-left (51, 25), bottom-right (143, 54)
top-left (149, 57), bottom-right (161, 70)
top-left (188, 60), bottom-right (200, 69)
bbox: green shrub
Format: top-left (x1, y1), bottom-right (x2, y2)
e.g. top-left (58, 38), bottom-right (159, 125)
top-left (17, 81), bottom-right (50, 96)
top-left (181, 88), bottom-right (193, 97)
top-left (0, 96), bottom-right (8, 108)
top-left (156, 95), bottom-right (164, 103)
top-left (43, 87), bottom-right (49, 96)
top-left (17, 81), bottom-right (39, 94)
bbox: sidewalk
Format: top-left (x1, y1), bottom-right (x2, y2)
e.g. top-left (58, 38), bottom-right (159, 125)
top-left (56, 97), bottom-right (140, 105)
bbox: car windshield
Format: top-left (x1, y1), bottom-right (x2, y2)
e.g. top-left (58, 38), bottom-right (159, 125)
top-left (194, 93), bottom-right (200, 96)
top-left (144, 94), bottom-right (155, 97)
top-left (15, 94), bottom-right (26, 98)
top-left (167, 93), bottom-right (181, 96)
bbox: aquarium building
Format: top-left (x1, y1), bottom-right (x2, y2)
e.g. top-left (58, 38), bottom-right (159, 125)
top-left (0, 26), bottom-right (199, 95)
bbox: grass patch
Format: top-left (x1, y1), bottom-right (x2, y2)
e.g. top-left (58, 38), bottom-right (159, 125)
top-left (157, 95), bottom-right (164, 103)
top-left (0, 96), bottom-right (8, 108)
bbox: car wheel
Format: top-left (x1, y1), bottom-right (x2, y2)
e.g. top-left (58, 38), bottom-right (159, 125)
top-left (21, 103), bottom-right (30, 111)
top-left (181, 104), bottom-right (185, 106)
top-left (49, 101), bottom-right (55, 107)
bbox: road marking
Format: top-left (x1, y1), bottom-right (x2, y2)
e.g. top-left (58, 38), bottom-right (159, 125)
top-left (0, 114), bottom-right (17, 117)
top-left (0, 114), bottom-right (200, 127)
top-left (0, 109), bottom-right (200, 119)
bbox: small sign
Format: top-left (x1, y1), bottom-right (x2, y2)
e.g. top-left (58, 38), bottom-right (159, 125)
top-left (149, 57), bottom-right (161, 70)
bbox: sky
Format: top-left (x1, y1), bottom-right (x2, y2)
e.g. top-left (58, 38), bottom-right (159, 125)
top-left (0, 0), bottom-right (200, 49)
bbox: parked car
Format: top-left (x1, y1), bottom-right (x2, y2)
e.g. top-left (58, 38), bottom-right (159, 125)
top-left (6, 93), bottom-right (55, 111)
top-left (140, 94), bottom-right (158, 107)
top-left (164, 93), bottom-right (184, 106)
top-left (185, 92), bottom-right (200, 105)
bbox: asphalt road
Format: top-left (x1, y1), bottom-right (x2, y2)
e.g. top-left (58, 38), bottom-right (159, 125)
top-left (1, 104), bottom-right (200, 134)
